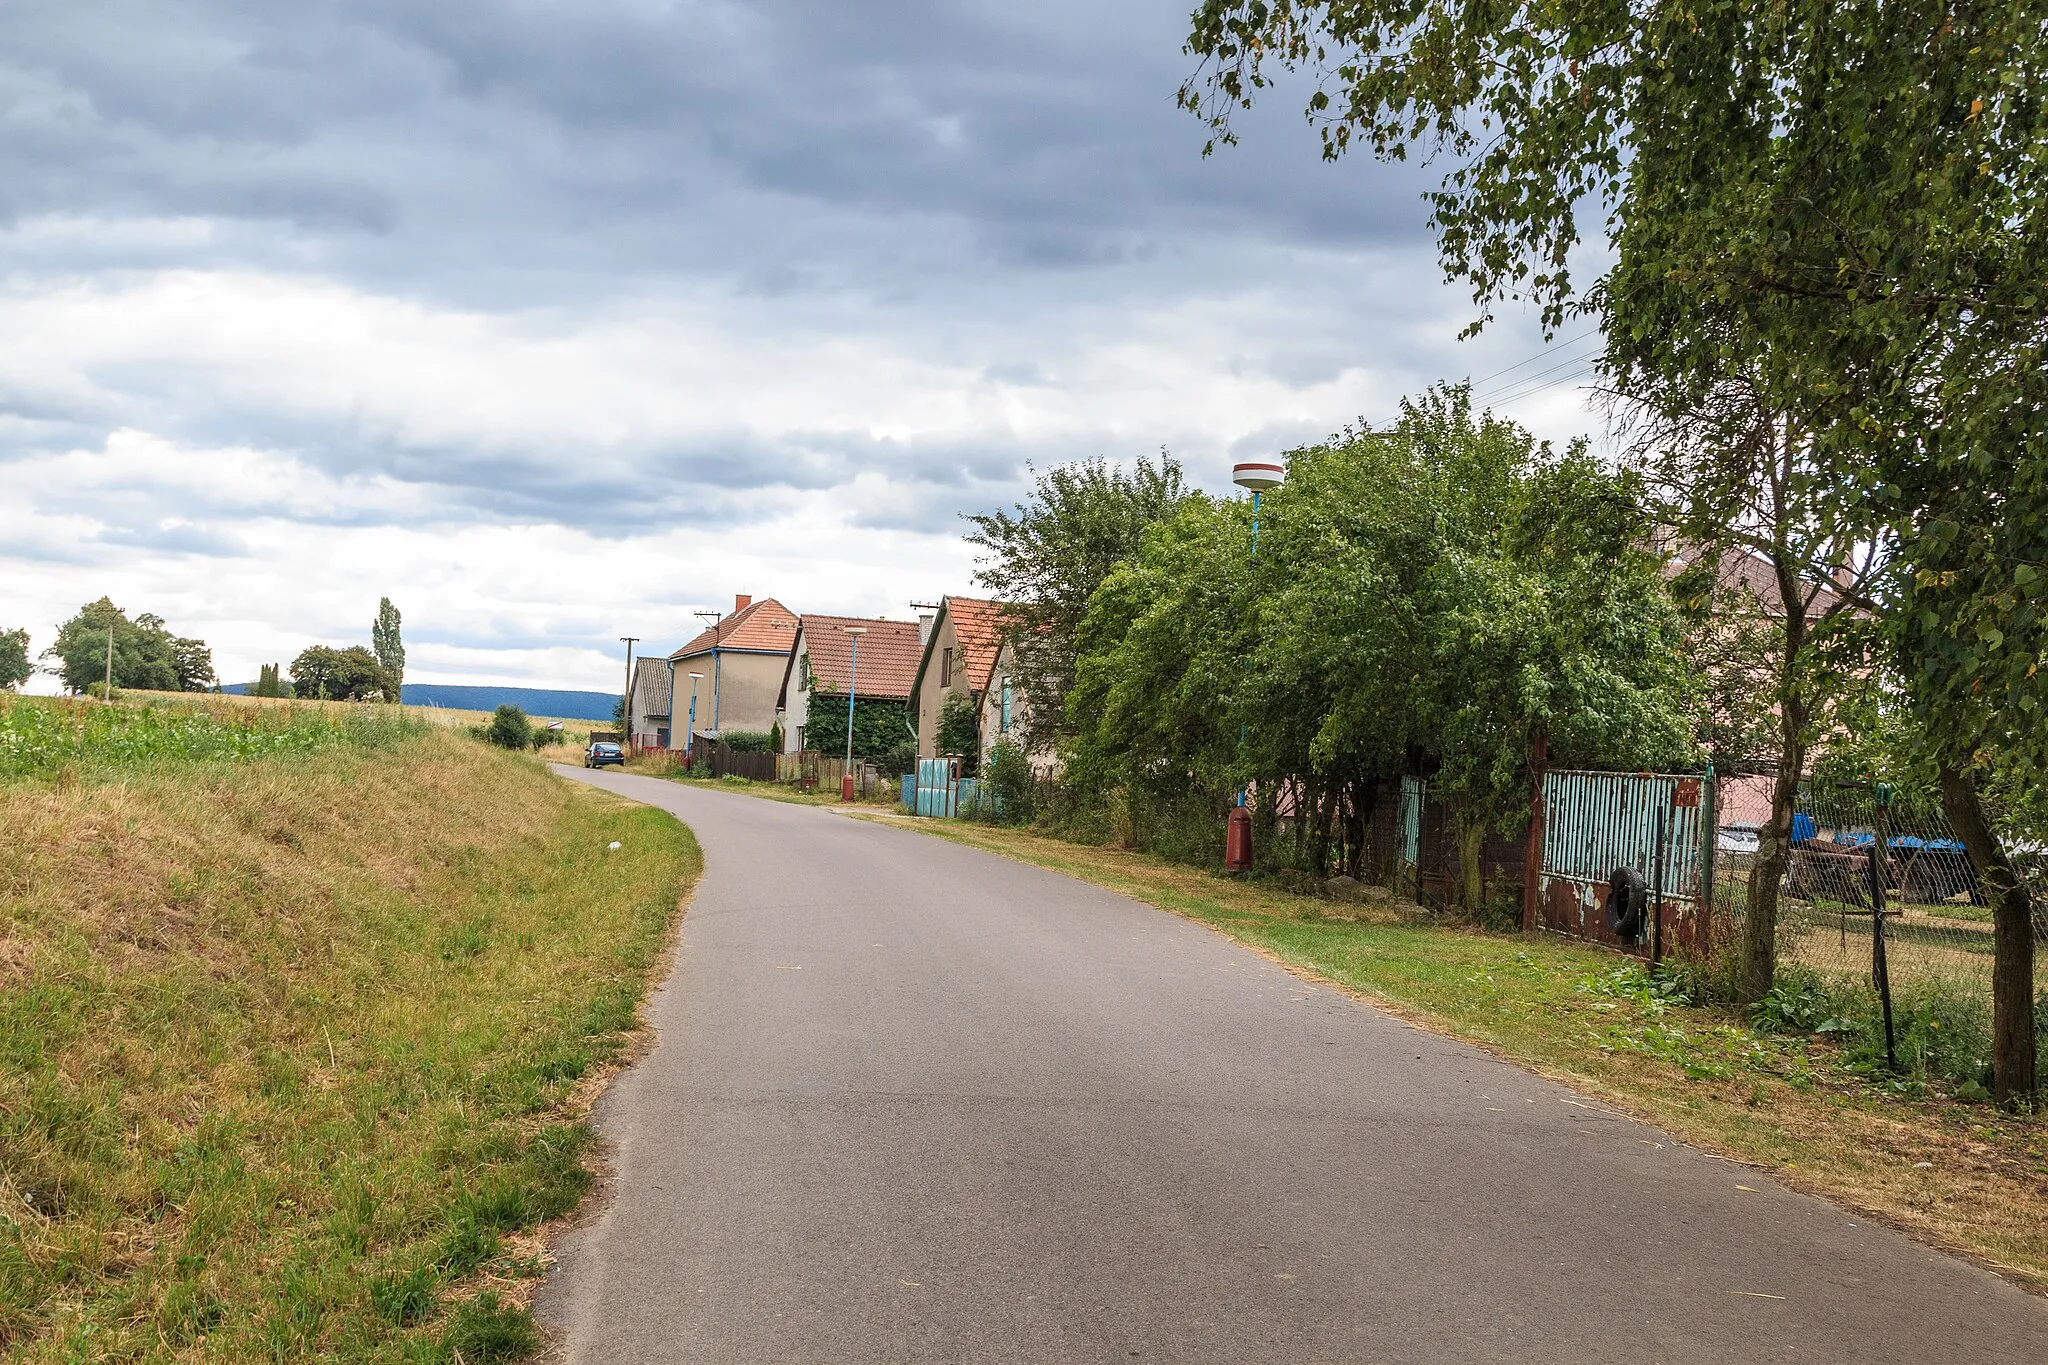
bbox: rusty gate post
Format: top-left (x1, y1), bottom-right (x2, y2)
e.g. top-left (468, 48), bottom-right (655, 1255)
top-left (1522, 732), bottom-right (1547, 932)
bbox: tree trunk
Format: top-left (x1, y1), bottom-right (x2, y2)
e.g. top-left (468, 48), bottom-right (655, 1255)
top-left (1737, 550), bottom-right (1811, 1003)
top-left (1937, 764), bottom-right (2039, 1105)
top-left (1456, 818), bottom-right (1487, 916)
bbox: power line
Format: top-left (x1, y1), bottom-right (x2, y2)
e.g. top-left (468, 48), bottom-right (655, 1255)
top-left (1476, 351), bottom-right (1600, 404)
top-left (1467, 328), bottom-right (1600, 389)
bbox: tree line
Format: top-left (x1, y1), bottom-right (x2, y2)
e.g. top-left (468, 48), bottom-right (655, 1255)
top-left (1, 596), bottom-right (409, 705)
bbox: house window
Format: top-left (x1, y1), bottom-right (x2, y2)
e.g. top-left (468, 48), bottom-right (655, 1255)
top-left (941, 647), bottom-right (953, 688)
top-left (1000, 676), bottom-right (1011, 733)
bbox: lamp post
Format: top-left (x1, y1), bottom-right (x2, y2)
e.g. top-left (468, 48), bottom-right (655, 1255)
top-left (686, 672), bottom-right (705, 765)
top-left (841, 626), bottom-right (866, 801)
top-left (1227, 459), bottom-right (1285, 871)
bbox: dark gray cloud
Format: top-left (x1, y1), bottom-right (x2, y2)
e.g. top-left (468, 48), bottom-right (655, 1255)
top-left (2, 0), bottom-right (1434, 302)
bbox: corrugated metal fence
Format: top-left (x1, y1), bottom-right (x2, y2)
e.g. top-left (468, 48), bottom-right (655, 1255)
top-left (1535, 769), bottom-right (1709, 958)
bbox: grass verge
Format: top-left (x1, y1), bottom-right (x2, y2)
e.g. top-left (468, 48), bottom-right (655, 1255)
top-left (0, 702), bottom-right (699, 1361)
top-left (876, 816), bottom-right (2048, 1292)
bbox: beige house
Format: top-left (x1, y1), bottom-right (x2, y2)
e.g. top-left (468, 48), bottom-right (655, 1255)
top-left (974, 638), bottom-right (1058, 776)
top-left (667, 594), bottom-right (799, 741)
top-left (775, 614), bottom-right (923, 754)
top-left (906, 595), bottom-right (1008, 761)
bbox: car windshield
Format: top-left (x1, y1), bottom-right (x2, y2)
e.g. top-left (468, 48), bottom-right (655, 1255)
top-left (593, 744), bottom-right (621, 754)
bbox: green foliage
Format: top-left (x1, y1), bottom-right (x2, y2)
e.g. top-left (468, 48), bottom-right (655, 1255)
top-left (0, 628), bottom-right (30, 690)
top-left (48, 598), bottom-right (215, 694)
top-left (249, 662), bottom-right (292, 698)
top-left (1065, 387), bottom-right (1696, 889)
top-left (937, 690), bottom-right (982, 775)
top-left (290, 644), bottom-right (397, 702)
top-left (803, 694), bottom-right (915, 773)
top-left (0, 696), bottom-right (424, 780)
top-left (371, 597), bottom-right (405, 692)
top-left (1749, 976), bottom-right (1853, 1036)
top-left (484, 705), bottom-right (532, 750)
top-left (719, 729), bottom-right (776, 753)
top-left (1181, 0), bottom-right (2045, 1092)
top-left (966, 453), bottom-right (1189, 752)
top-left (983, 740), bottom-right (1037, 824)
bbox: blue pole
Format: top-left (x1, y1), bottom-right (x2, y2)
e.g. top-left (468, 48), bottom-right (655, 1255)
top-left (688, 681), bottom-right (698, 757)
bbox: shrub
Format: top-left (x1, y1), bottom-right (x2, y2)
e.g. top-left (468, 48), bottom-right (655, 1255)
top-left (485, 705), bottom-right (532, 750)
top-left (985, 741), bottom-right (1037, 824)
top-left (937, 692), bottom-right (980, 775)
top-left (720, 729), bottom-right (775, 753)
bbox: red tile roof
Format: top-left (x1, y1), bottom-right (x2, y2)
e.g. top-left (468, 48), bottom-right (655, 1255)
top-left (797, 615), bottom-right (923, 699)
top-left (670, 596), bottom-right (799, 659)
top-left (941, 596), bottom-right (1007, 692)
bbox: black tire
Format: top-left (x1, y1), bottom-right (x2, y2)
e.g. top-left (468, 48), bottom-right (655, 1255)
top-left (1606, 866), bottom-right (1648, 941)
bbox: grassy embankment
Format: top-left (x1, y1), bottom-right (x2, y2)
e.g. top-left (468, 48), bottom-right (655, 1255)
top-left (0, 695), bottom-right (698, 1361)
top-left (881, 816), bottom-right (2048, 1291)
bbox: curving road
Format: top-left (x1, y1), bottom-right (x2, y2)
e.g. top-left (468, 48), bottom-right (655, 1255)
top-left (537, 768), bottom-right (2046, 1363)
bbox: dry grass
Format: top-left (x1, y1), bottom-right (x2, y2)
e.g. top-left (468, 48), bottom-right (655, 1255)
top-left (0, 722), bottom-right (699, 1361)
top-left (880, 818), bottom-right (2048, 1292)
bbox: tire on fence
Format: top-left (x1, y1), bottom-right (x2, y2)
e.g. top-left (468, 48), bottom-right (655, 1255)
top-left (1606, 866), bottom-right (1648, 942)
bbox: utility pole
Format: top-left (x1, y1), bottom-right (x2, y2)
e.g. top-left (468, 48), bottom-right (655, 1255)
top-left (693, 610), bottom-right (724, 734)
top-left (619, 636), bottom-right (638, 748)
top-left (842, 626), bottom-right (866, 801)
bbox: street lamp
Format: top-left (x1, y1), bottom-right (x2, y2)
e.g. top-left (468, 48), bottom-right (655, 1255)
top-left (1227, 459), bottom-right (1285, 871)
top-left (686, 672), bottom-right (705, 764)
top-left (841, 627), bottom-right (867, 802)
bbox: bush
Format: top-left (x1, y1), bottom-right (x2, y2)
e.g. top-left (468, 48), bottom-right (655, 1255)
top-left (720, 729), bottom-right (775, 753)
top-left (937, 691), bottom-right (981, 776)
top-left (485, 705), bottom-right (531, 750)
top-left (984, 741), bottom-right (1037, 824)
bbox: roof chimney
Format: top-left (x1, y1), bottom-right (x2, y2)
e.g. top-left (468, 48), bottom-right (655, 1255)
top-left (734, 593), bottom-right (752, 613)
top-left (917, 610), bottom-right (936, 645)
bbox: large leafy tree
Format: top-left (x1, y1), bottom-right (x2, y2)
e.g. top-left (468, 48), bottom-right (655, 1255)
top-left (1070, 388), bottom-right (1693, 909)
top-left (0, 629), bottom-right (30, 690)
top-left (1181, 0), bottom-right (2043, 1099)
top-left (966, 454), bottom-right (1190, 753)
top-left (289, 645), bottom-right (396, 702)
top-left (47, 599), bottom-right (214, 695)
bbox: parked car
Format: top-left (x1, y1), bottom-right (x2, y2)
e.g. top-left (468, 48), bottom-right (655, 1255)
top-left (584, 741), bottom-right (625, 769)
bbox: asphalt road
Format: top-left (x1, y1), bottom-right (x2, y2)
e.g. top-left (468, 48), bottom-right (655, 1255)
top-left (537, 769), bottom-right (2046, 1364)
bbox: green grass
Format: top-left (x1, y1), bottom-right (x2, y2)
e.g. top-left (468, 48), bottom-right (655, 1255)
top-left (0, 707), bottom-right (699, 1361)
top-left (878, 816), bottom-right (2048, 1290)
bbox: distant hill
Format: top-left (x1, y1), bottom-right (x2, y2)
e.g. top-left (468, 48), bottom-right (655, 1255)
top-left (223, 682), bottom-right (619, 720)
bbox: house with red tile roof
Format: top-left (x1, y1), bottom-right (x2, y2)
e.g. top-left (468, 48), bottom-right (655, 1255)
top-left (666, 594), bottom-right (799, 740)
top-left (775, 614), bottom-right (924, 755)
top-left (906, 595), bottom-right (1012, 762)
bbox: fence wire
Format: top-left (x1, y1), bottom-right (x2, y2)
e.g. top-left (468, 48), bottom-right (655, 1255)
top-left (1711, 776), bottom-right (2045, 999)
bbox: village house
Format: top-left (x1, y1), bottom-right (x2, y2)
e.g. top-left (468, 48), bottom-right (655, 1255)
top-left (776, 614), bottom-right (924, 755)
top-left (626, 655), bottom-right (673, 751)
top-left (666, 594), bottom-right (798, 741)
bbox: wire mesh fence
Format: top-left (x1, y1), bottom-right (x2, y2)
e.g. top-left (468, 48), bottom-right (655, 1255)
top-left (1711, 775), bottom-right (2045, 1001)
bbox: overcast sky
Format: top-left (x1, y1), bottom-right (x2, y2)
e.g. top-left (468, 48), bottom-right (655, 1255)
top-left (2, 0), bottom-right (1601, 691)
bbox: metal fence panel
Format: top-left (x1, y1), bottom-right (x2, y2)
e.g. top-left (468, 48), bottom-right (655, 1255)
top-left (1538, 770), bottom-right (1706, 957)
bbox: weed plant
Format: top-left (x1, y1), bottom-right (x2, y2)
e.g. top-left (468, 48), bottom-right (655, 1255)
top-left (0, 719), bottom-right (698, 1360)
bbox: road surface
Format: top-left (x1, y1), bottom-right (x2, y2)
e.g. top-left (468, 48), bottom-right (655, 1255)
top-left (537, 768), bottom-right (2046, 1363)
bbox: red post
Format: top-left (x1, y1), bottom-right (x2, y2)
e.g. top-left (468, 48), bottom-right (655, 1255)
top-left (1225, 806), bottom-right (1253, 872)
top-left (842, 771), bottom-right (856, 802)
top-left (1522, 731), bottom-right (1548, 932)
